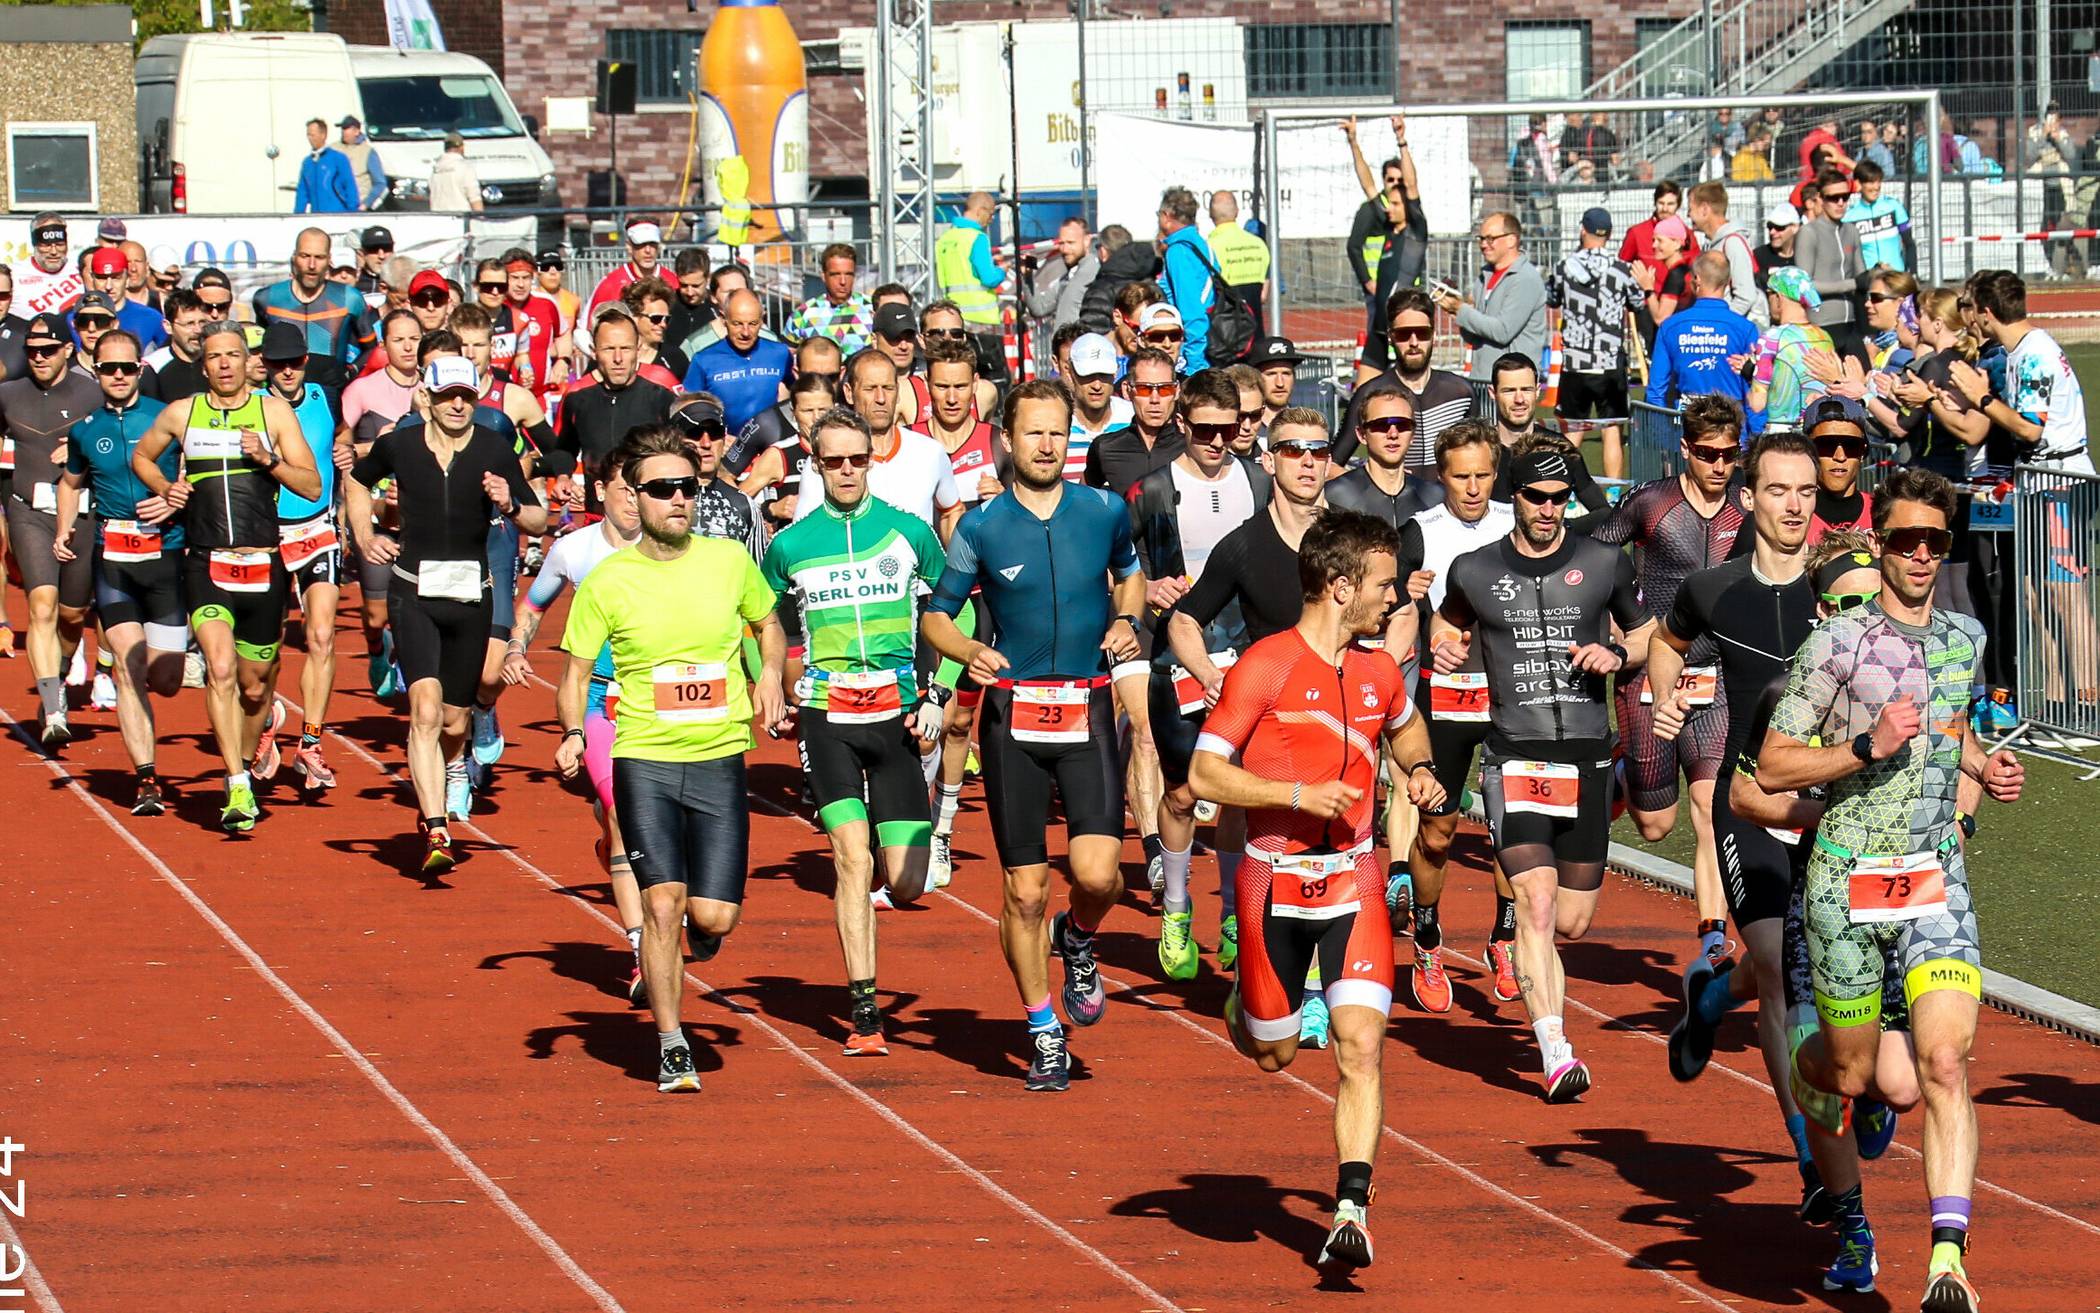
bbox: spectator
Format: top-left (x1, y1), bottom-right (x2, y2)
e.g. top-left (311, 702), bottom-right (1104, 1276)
top-left (1343, 115), bottom-right (1424, 378)
top-left (1748, 266), bottom-right (1833, 430)
top-left (1747, 198), bottom-right (1797, 294)
top-left (2029, 104), bottom-right (2075, 276)
top-left (1631, 216), bottom-right (1693, 347)
top-left (428, 132), bottom-right (483, 213)
top-left (1154, 186), bottom-right (1214, 373)
top-left (1205, 190), bottom-right (1270, 335)
top-left (1794, 167), bottom-right (1866, 357)
top-left (1547, 207), bottom-right (1642, 478)
top-left (1645, 251), bottom-right (1760, 427)
top-left (1435, 210), bottom-right (1547, 397)
top-left (1077, 223), bottom-right (1157, 334)
top-left (1560, 111), bottom-right (1620, 180)
top-left (1797, 113), bottom-right (1853, 180)
top-left (1952, 269), bottom-right (2091, 473)
top-left (1698, 135), bottom-right (1729, 183)
top-left (1510, 112), bottom-right (1560, 235)
top-left (1024, 216), bottom-right (1099, 338)
top-left (664, 248), bottom-right (713, 352)
top-left (1913, 122), bottom-right (1962, 176)
top-left (1857, 118), bottom-right (1895, 177)
top-left (933, 190), bottom-right (1011, 381)
top-left (1844, 159), bottom-right (1914, 273)
top-left (337, 115), bottom-right (389, 211)
top-left (1708, 106), bottom-right (1746, 155)
top-left (293, 117), bottom-right (359, 214)
top-left (1732, 123), bottom-right (1776, 181)
top-left (1619, 181), bottom-right (1695, 288)
top-left (1955, 123), bottom-right (1992, 175)
top-left (1880, 119), bottom-right (1908, 177)
top-left (1685, 181), bottom-right (1764, 325)
top-left (786, 243), bottom-right (874, 354)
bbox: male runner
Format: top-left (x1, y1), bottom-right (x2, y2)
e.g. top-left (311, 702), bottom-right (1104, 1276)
top-left (551, 313), bottom-right (677, 516)
top-left (1433, 445), bottom-right (1653, 1099)
top-left (1063, 332), bottom-right (1133, 481)
top-left (1334, 289), bottom-right (1475, 473)
top-left (340, 309), bottom-right (423, 695)
top-left (923, 379), bottom-right (1146, 1092)
top-left (1191, 510), bottom-right (1444, 1271)
top-left (52, 330), bottom-right (181, 811)
top-left (1757, 468), bottom-right (2024, 1313)
top-left (1587, 393), bottom-right (1746, 969)
top-left (1130, 368), bottom-right (1268, 978)
top-left (130, 324), bottom-right (322, 831)
top-left (1400, 422), bottom-right (1520, 1011)
top-left (557, 426), bottom-right (789, 1094)
top-left (903, 301), bottom-right (1003, 433)
top-left (250, 227), bottom-right (377, 401)
top-left (762, 406), bottom-right (947, 1054)
top-left (1085, 346), bottom-right (1185, 495)
top-left (1324, 388), bottom-right (1440, 525)
top-left (794, 349), bottom-right (960, 538)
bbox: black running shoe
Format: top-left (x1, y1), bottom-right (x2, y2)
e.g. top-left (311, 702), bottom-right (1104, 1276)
top-left (1051, 911), bottom-right (1106, 1026)
top-left (657, 1043), bottom-right (702, 1093)
top-left (132, 778), bottom-right (166, 817)
top-left (1669, 960), bottom-right (1727, 1083)
top-left (1024, 1029), bottom-right (1070, 1092)
top-left (688, 926), bottom-right (722, 962)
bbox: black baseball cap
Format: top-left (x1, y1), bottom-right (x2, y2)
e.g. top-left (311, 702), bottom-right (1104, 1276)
top-left (338, 114), bottom-right (362, 129)
top-left (874, 304), bottom-right (916, 341)
top-left (260, 322), bottom-right (309, 362)
top-left (72, 291), bottom-right (120, 321)
top-left (1804, 394), bottom-right (1867, 431)
top-left (1248, 336), bottom-right (1303, 366)
top-left (361, 225), bottom-right (394, 251)
top-left (22, 313), bottom-right (67, 346)
top-left (535, 248), bottom-right (565, 269)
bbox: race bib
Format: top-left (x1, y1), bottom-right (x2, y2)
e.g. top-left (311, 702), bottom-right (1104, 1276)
top-left (602, 677), bottom-right (622, 722)
top-left (207, 548), bottom-right (273, 593)
top-left (30, 481), bottom-right (57, 514)
top-left (1171, 649), bottom-right (1237, 716)
top-left (279, 517), bottom-right (339, 570)
top-left (825, 669), bottom-right (903, 724)
top-left (1431, 671), bottom-right (1491, 722)
top-left (101, 519), bottom-right (162, 563)
top-left (182, 427), bottom-right (248, 462)
top-left (416, 558), bottom-right (482, 602)
top-left (1847, 851), bottom-right (1948, 924)
top-left (1503, 760), bottom-right (1580, 818)
top-left (1009, 681), bottom-right (1090, 744)
top-left (652, 661), bottom-right (729, 724)
top-left (1269, 847), bottom-right (1363, 919)
top-left (1, 435), bottom-right (14, 471)
top-left (1764, 824), bottom-right (1807, 847)
top-left (1641, 664), bottom-right (1719, 707)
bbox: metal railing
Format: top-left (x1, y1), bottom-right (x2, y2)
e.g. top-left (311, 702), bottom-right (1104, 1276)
top-left (2013, 463), bottom-right (2100, 749)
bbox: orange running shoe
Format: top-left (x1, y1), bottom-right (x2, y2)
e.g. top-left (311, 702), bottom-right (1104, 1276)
top-left (1412, 946), bottom-right (1453, 1014)
top-left (843, 1023), bottom-right (888, 1057)
top-left (1485, 939), bottom-right (1521, 1002)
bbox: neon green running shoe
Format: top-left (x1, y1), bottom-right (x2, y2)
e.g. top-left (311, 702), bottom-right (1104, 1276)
top-left (1158, 909), bottom-right (1198, 980)
top-left (221, 780), bottom-right (259, 833)
top-left (1217, 914), bottom-right (1239, 970)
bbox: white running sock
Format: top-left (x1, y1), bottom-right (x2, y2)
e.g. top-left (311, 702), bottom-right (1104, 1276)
top-left (934, 782), bottom-right (962, 836)
top-left (1533, 1015), bottom-right (1566, 1063)
top-left (1161, 844), bottom-right (1193, 913)
top-left (625, 926), bottom-right (642, 953)
top-left (920, 740), bottom-right (940, 786)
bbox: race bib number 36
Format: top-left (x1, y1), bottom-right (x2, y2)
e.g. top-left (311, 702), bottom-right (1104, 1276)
top-left (652, 662), bottom-right (730, 724)
top-left (1847, 851), bottom-right (1948, 924)
top-left (1503, 760), bottom-right (1580, 817)
top-left (1009, 682), bottom-right (1090, 744)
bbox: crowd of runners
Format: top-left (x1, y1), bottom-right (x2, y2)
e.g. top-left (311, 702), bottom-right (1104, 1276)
top-left (0, 207), bottom-right (2043, 1311)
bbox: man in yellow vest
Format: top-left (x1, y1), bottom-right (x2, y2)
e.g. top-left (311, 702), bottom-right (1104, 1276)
top-left (1205, 190), bottom-right (1270, 334)
top-left (935, 191), bottom-right (1011, 382)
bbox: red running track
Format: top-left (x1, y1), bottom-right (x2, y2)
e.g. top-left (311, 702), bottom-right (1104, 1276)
top-left (2, 603), bottom-right (2098, 1311)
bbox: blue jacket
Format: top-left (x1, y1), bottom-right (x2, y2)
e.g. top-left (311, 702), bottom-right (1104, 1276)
top-left (1645, 295), bottom-right (1763, 433)
top-left (295, 148), bottom-right (360, 214)
top-left (1157, 225), bottom-right (1214, 374)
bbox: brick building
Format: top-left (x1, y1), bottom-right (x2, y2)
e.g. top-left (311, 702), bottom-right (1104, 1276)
top-left (0, 3), bottom-right (138, 214)
top-left (329, 1), bottom-right (1700, 206)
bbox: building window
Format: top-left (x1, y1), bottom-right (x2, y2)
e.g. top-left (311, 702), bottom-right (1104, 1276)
top-left (606, 30), bottom-right (705, 106)
top-left (1505, 21), bottom-right (1590, 103)
top-left (1246, 23), bottom-right (1393, 100)
top-left (6, 121), bottom-right (98, 211)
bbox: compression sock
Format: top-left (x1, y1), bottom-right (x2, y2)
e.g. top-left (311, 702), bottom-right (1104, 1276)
top-left (657, 1028), bottom-right (685, 1053)
top-left (301, 723), bottom-right (323, 750)
top-left (1217, 852), bottom-right (1241, 919)
top-left (1929, 1197), bottom-right (1970, 1272)
top-left (1025, 994), bottom-right (1060, 1034)
top-left (1414, 899), bottom-right (1442, 951)
top-left (848, 978), bottom-right (878, 1028)
top-left (1784, 1112), bottom-right (1811, 1166)
top-left (1161, 843), bottom-right (1193, 914)
top-left (1141, 832), bottom-right (1164, 870)
top-left (1336, 1161), bottom-right (1374, 1210)
top-left (35, 676), bottom-right (62, 718)
top-left (933, 781), bottom-right (962, 836)
top-left (1833, 1184), bottom-right (1867, 1230)
top-left (1493, 893), bottom-right (1518, 943)
top-left (1695, 968), bottom-right (1747, 1026)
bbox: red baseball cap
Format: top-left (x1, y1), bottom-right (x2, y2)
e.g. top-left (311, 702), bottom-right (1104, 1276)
top-left (87, 247), bottom-right (128, 276)
top-left (407, 270), bottom-right (450, 298)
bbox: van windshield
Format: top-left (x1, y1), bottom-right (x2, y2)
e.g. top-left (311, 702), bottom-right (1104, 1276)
top-left (359, 75), bottom-right (524, 140)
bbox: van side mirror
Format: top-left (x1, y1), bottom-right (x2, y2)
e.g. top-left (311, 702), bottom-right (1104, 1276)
top-left (523, 113), bottom-right (541, 140)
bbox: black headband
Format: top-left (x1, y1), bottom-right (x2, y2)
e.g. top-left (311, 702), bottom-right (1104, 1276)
top-left (32, 223), bottom-right (66, 245)
top-left (1813, 550), bottom-right (1878, 594)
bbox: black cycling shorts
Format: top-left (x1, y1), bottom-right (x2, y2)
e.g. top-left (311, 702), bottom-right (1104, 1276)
top-left (612, 754), bottom-right (750, 900)
top-left (1555, 370), bottom-right (1628, 424)
top-left (6, 497), bottom-right (92, 607)
top-left (979, 682), bottom-right (1124, 869)
top-left (1481, 752), bottom-right (1614, 886)
top-left (93, 541), bottom-right (186, 639)
top-left (803, 710), bottom-right (933, 845)
top-left (184, 545), bottom-right (289, 663)
top-left (1615, 673), bottom-right (1728, 813)
top-left (1714, 777), bottom-right (1803, 927)
top-left (1147, 666), bottom-right (1207, 789)
top-left (389, 581), bottom-right (490, 706)
top-left (1412, 677), bottom-right (1493, 819)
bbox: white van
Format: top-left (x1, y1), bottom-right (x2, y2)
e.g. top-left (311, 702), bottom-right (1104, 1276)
top-left (136, 33), bottom-right (558, 215)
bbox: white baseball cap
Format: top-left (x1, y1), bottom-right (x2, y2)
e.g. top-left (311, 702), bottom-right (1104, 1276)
top-left (1136, 303), bottom-right (1184, 334)
top-left (625, 219), bottom-right (663, 246)
top-left (1068, 332), bottom-right (1116, 378)
top-left (1765, 201), bottom-right (1801, 228)
top-left (423, 356), bottom-right (480, 395)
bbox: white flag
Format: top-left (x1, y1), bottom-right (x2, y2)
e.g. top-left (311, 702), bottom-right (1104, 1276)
top-left (383, 0), bottom-right (447, 51)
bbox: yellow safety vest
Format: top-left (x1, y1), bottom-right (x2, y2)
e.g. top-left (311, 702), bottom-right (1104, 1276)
top-left (1206, 220), bottom-right (1269, 288)
top-left (935, 223), bottom-right (1000, 327)
top-left (716, 156), bottom-right (753, 246)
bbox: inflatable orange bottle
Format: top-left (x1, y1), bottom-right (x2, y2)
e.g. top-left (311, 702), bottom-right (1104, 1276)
top-left (698, 0), bottom-right (809, 244)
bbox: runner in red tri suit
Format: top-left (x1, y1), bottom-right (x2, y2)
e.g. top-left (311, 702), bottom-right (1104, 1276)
top-left (1189, 509), bottom-right (1444, 1275)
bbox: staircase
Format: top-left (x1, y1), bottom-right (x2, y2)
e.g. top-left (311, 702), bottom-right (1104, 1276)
top-left (1582, 0), bottom-right (1919, 178)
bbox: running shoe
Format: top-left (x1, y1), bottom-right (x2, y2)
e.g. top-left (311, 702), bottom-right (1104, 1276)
top-left (1146, 850), bottom-right (1166, 895)
top-left (1920, 1264), bottom-right (1979, 1313)
top-left (377, 662), bottom-right (405, 699)
top-left (523, 542), bottom-right (545, 575)
top-left (1317, 1200), bottom-right (1374, 1270)
top-left (927, 831), bottom-right (953, 890)
top-left (40, 709), bottom-right (69, 749)
top-left (626, 960), bottom-right (646, 1005)
top-left (1384, 868), bottom-right (1413, 933)
top-left (183, 648), bottom-right (206, 688)
top-left (293, 743), bottom-right (336, 792)
top-left (89, 670), bottom-right (118, 712)
top-left (1853, 1097), bottom-right (1898, 1161)
top-left (1823, 1223), bottom-right (1878, 1293)
top-left (221, 780), bottom-right (259, 833)
top-left (1193, 799), bottom-right (1219, 824)
top-left (131, 777), bottom-right (166, 817)
top-left (470, 704), bottom-right (505, 767)
top-left (843, 1006), bottom-right (887, 1057)
top-left (1299, 995), bottom-right (1332, 1049)
top-left (365, 646), bottom-right (388, 695)
top-left (1217, 914), bottom-right (1239, 971)
top-left (870, 886), bottom-right (896, 912)
top-left (65, 644), bottom-right (87, 688)
top-left (421, 826), bottom-right (456, 874)
top-left (1024, 1028), bottom-right (1071, 1092)
top-left (688, 925), bottom-right (722, 962)
top-left (1543, 1052), bottom-right (1591, 1102)
top-left (1158, 909), bottom-right (1198, 981)
top-left (1052, 911), bottom-right (1107, 1026)
top-left (1412, 945), bottom-right (1453, 1014)
top-left (1485, 938), bottom-right (1521, 1003)
top-left (250, 697), bottom-right (286, 782)
top-left (964, 746), bottom-right (980, 778)
top-left (1798, 1160), bottom-right (1839, 1226)
top-left (1668, 958), bottom-right (1727, 1083)
top-left (445, 759), bottom-right (473, 821)
top-left (656, 1042), bottom-right (702, 1093)
top-left (0, 623), bottom-right (14, 657)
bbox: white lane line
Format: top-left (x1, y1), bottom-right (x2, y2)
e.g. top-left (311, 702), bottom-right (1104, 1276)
top-left (0, 1206), bottom-right (67, 1313)
top-left (297, 703), bottom-right (1189, 1313)
top-left (2, 713), bottom-right (628, 1313)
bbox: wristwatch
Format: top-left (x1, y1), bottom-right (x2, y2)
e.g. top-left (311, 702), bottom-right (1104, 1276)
top-left (1851, 731), bottom-right (1875, 763)
top-left (1602, 641), bottom-right (1628, 665)
top-left (1957, 810), bottom-right (1978, 840)
top-left (1115, 613), bottom-right (1141, 634)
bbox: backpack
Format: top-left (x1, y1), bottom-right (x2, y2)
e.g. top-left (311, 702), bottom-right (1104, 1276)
top-left (1168, 237), bottom-right (1257, 366)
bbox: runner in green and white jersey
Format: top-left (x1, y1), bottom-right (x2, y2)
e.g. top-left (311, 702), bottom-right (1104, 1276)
top-left (760, 406), bottom-right (947, 1055)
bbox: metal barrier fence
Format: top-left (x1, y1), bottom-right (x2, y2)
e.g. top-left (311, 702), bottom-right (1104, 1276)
top-left (2013, 464), bottom-right (2100, 746)
top-left (1628, 401), bottom-right (1686, 484)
